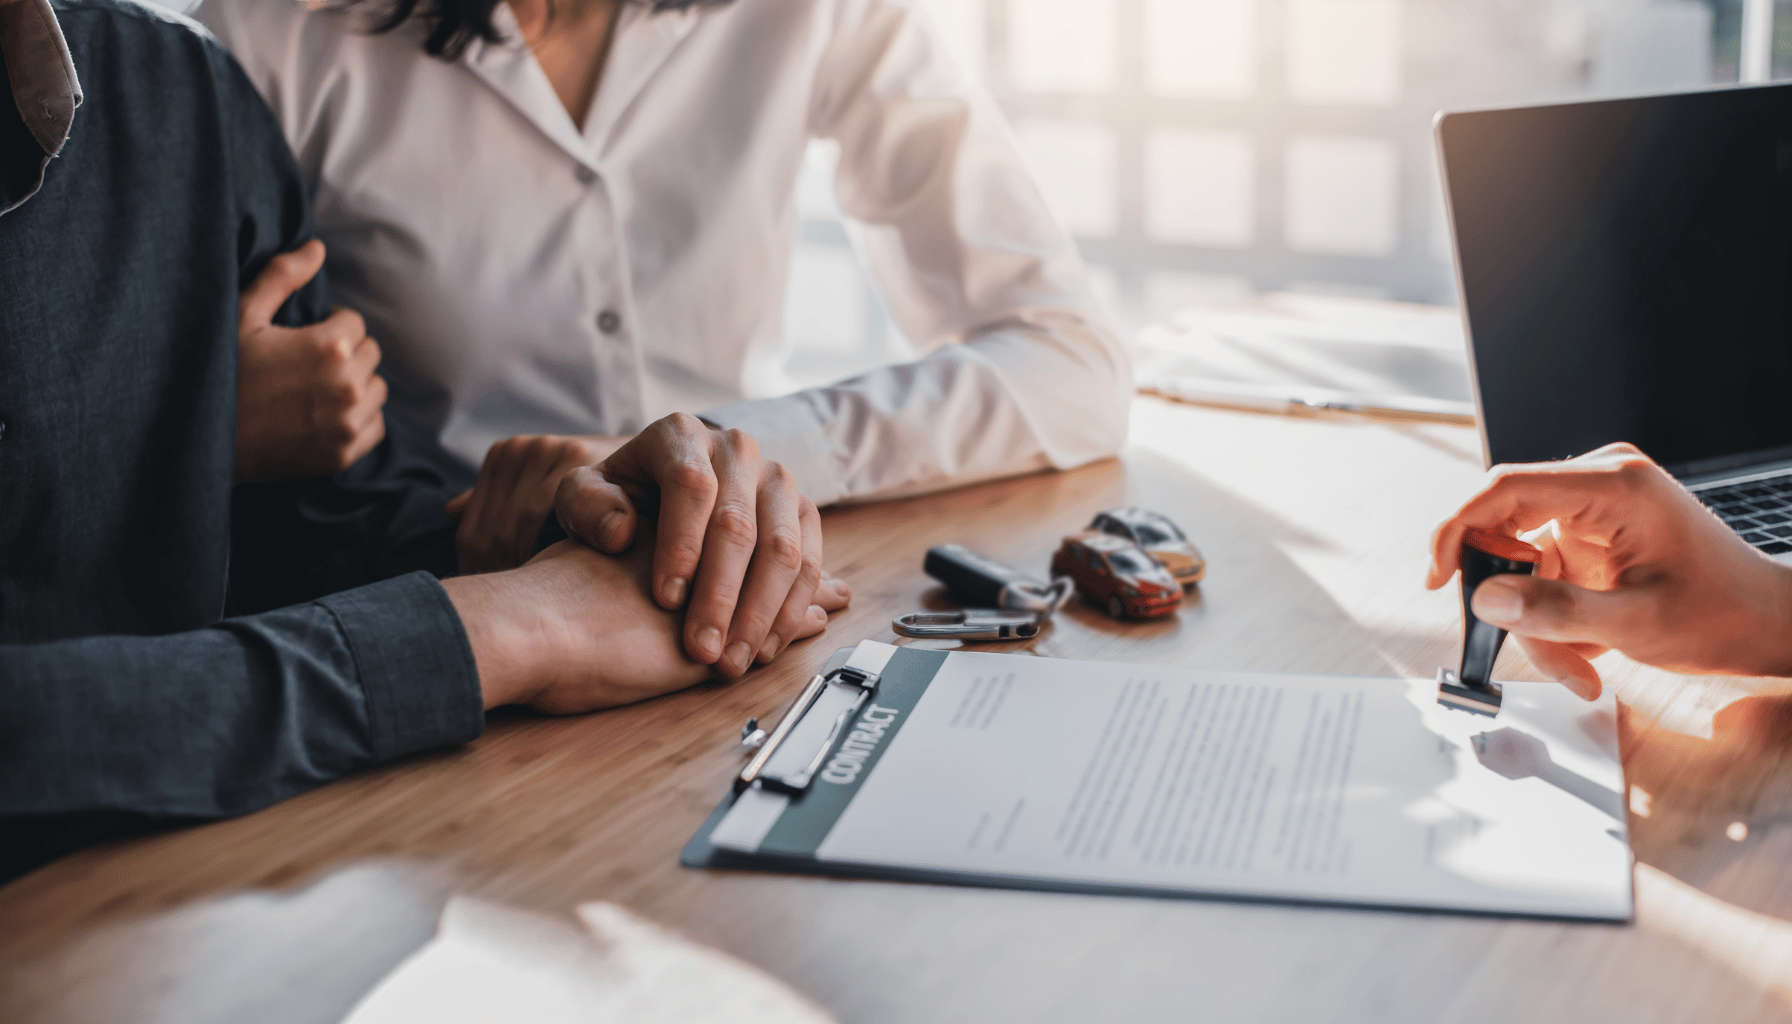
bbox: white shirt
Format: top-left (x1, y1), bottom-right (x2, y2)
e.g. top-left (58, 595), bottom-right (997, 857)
top-left (200, 0), bottom-right (1130, 505)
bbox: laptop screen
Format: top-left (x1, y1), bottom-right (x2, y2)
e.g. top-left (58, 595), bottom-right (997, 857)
top-left (1439, 84), bottom-right (1792, 476)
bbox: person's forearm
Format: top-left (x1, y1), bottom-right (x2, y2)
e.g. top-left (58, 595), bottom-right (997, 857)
top-left (705, 317), bottom-right (1130, 506)
top-left (443, 551), bottom-right (643, 710)
top-left (0, 574), bottom-right (482, 831)
top-left (443, 571), bottom-right (541, 710)
top-left (441, 539), bottom-right (719, 716)
top-left (783, 2), bottom-right (1131, 505)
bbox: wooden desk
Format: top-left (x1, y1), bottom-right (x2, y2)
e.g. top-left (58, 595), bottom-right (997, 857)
top-left (6, 397), bottom-right (1792, 1023)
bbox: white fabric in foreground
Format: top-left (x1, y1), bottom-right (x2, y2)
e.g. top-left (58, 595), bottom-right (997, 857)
top-left (340, 896), bottom-right (834, 1024)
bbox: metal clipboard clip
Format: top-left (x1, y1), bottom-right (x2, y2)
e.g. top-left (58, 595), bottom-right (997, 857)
top-left (891, 608), bottom-right (1044, 640)
top-left (735, 664), bottom-right (882, 794)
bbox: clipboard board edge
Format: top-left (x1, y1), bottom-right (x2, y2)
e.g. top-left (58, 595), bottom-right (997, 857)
top-left (680, 781), bottom-right (1634, 925)
top-left (682, 837), bottom-right (1634, 925)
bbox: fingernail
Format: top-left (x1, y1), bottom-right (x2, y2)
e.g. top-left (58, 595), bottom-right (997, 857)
top-left (1558, 676), bottom-right (1598, 701)
top-left (808, 604), bottom-right (826, 621)
top-left (757, 633), bottom-right (782, 662)
top-left (695, 626), bottom-right (723, 660)
top-left (599, 510), bottom-right (627, 547)
top-left (724, 640), bottom-right (753, 675)
top-left (1471, 580), bottom-right (1522, 627)
top-left (664, 577), bottom-right (689, 607)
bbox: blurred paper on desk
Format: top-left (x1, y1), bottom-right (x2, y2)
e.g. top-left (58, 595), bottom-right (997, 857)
top-left (1133, 292), bottom-right (1477, 421)
top-left (339, 896), bottom-right (834, 1024)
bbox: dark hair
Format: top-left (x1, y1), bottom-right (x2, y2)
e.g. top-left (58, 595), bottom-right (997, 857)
top-left (365, 0), bottom-right (723, 61)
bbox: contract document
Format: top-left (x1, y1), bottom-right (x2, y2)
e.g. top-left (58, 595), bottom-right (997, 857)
top-left (685, 642), bottom-right (1633, 921)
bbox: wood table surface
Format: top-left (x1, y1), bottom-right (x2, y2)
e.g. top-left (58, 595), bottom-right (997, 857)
top-left (6, 396), bottom-right (1792, 1023)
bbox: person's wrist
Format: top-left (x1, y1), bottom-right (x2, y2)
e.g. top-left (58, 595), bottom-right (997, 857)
top-left (442, 571), bottom-right (544, 709)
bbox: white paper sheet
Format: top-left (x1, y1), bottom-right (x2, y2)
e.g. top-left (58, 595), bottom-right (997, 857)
top-left (716, 643), bottom-right (1632, 920)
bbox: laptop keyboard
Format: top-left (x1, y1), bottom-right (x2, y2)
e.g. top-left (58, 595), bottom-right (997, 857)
top-left (1695, 474), bottom-right (1792, 555)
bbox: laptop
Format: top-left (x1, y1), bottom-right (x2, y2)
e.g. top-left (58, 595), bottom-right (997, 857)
top-left (1437, 82), bottom-right (1792, 561)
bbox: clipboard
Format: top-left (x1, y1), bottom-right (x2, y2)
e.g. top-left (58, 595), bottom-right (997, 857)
top-left (682, 644), bottom-right (925, 874)
top-left (682, 642), bottom-right (1634, 922)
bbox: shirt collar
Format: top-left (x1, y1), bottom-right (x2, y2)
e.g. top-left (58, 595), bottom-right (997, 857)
top-left (460, 1), bottom-right (698, 168)
top-left (579, 0), bottom-right (697, 152)
top-left (460, 3), bottom-right (596, 170)
top-left (0, 0), bottom-right (82, 215)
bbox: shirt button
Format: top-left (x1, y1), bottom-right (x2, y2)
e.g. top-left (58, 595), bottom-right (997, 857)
top-left (576, 165), bottom-right (597, 185)
top-left (597, 310), bottom-right (622, 335)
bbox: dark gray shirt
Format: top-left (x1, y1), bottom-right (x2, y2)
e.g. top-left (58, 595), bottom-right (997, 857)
top-left (0, 0), bottom-right (486, 881)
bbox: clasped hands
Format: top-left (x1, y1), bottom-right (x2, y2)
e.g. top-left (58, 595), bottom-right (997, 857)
top-left (444, 416), bottom-right (851, 714)
top-left (233, 242), bottom-right (849, 714)
top-left (1428, 443), bottom-right (1792, 700)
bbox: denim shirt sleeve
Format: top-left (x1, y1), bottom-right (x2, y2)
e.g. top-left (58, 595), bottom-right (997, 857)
top-left (0, 572), bottom-right (483, 878)
top-left (318, 572), bottom-right (485, 762)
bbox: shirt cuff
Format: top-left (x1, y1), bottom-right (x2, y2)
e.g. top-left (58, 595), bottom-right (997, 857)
top-left (701, 395), bottom-right (845, 506)
top-left (318, 571), bottom-right (485, 761)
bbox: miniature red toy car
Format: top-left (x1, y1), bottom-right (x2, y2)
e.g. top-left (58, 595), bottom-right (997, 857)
top-left (1049, 531), bottom-right (1183, 619)
top-left (1089, 507), bottom-right (1205, 587)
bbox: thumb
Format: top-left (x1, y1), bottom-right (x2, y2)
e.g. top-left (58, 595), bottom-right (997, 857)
top-left (555, 465), bottom-right (638, 553)
top-left (240, 239), bottom-right (326, 330)
top-left (1508, 635), bottom-right (1604, 701)
top-left (445, 488), bottom-right (472, 520)
top-left (1471, 574), bottom-right (1656, 651)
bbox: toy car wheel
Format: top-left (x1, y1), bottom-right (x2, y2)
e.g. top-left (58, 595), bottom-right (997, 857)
top-left (1106, 595), bottom-right (1124, 619)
